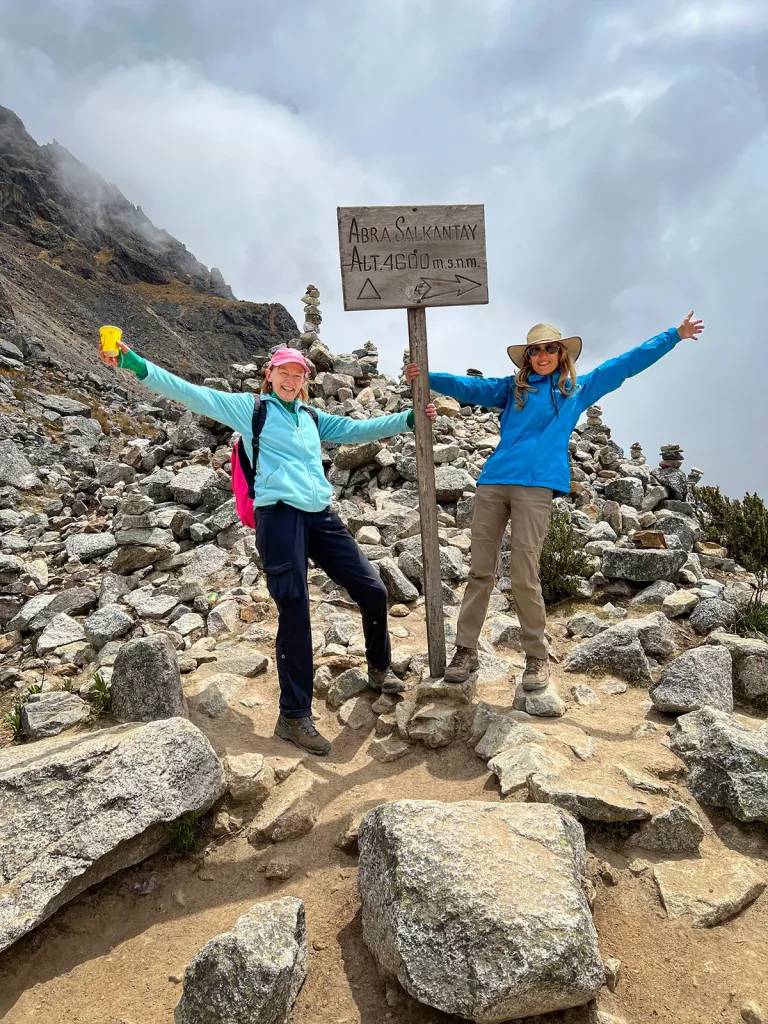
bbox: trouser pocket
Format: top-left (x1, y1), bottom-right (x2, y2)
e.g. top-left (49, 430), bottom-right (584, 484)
top-left (263, 561), bottom-right (299, 602)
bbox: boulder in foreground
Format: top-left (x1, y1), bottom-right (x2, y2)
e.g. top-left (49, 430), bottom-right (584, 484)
top-left (175, 897), bottom-right (307, 1024)
top-left (669, 706), bottom-right (768, 823)
top-left (0, 718), bottom-right (224, 954)
top-left (358, 800), bottom-right (603, 1022)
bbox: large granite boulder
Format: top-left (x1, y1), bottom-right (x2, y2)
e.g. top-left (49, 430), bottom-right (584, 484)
top-left (358, 800), bottom-right (603, 1022)
top-left (0, 718), bottom-right (224, 953)
top-left (175, 898), bottom-right (307, 1024)
top-left (649, 646), bottom-right (733, 714)
top-left (669, 707), bottom-right (768, 823)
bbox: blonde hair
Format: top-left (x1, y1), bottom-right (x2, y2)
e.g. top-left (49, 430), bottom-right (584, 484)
top-left (262, 370), bottom-right (309, 404)
top-left (514, 347), bottom-right (578, 410)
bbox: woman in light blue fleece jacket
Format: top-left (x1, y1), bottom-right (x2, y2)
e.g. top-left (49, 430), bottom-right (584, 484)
top-left (102, 341), bottom-right (435, 755)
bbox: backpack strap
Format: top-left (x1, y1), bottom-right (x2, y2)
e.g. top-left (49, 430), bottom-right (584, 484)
top-left (240, 396), bottom-right (269, 500)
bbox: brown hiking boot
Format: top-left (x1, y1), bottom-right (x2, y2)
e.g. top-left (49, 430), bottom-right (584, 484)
top-left (444, 645), bottom-right (479, 683)
top-left (522, 655), bottom-right (550, 691)
top-left (275, 714), bottom-right (331, 756)
top-left (368, 666), bottom-right (406, 694)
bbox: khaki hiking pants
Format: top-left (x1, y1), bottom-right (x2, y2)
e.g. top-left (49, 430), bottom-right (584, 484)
top-left (456, 484), bottom-right (553, 660)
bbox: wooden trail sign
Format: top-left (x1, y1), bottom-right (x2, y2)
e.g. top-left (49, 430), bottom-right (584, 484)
top-left (337, 205), bottom-right (488, 312)
top-left (338, 204), bottom-right (488, 679)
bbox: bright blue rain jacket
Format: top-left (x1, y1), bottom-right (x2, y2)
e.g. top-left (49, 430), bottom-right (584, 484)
top-left (429, 328), bottom-right (682, 495)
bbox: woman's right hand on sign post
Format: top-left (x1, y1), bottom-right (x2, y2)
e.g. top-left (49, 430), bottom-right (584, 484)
top-left (405, 363), bottom-right (420, 382)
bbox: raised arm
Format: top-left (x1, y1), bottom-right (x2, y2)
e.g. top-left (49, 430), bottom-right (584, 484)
top-left (105, 344), bottom-right (255, 437)
top-left (317, 409), bottom-right (413, 445)
top-left (576, 313), bottom-right (705, 411)
top-left (406, 364), bottom-right (510, 409)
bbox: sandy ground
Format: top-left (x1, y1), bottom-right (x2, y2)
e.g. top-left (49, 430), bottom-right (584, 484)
top-left (2, 603), bottom-right (768, 1024)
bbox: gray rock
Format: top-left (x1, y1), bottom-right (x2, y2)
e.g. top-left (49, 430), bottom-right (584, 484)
top-left (513, 681), bottom-right (566, 717)
top-left (649, 646), bottom-right (733, 714)
top-left (98, 573), bottom-right (134, 608)
top-left (602, 547), bottom-right (687, 583)
top-left (488, 743), bottom-right (570, 796)
top-left (335, 441), bottom-right (382, 470)
top-left (630, 580), bottom-right (677, 606)
top-left (662, 590), bottom-right (699, 618)
top-left (669, 707), bottom-right (768, 823)
top-left (564, 612), bottom-right (674, 683)
top-left (0, 718), bottom-right (224, 953)
top-left (327, 668), bottom-right (369, 708)
top-left (0, 440), bottom-right (41, 490)
top-left (408, 705), bottom-right (457, 748)
top-left (564, 626), bottom-right (651, 684)
top-left (656, 511), bottom-right (702, 552)
top-left (84, 605), bottom-right (134, 647)
top-left (65, 532), bottom-right (117, 562)
top-left (126, 587), bottom-right (180, 619)
top-left (171, 465), bottom-right (218, 506)
top-left (207, 599), bottom-right (241, 636)
top-left (398, 545), bottom-right (466, 587)
top-left (487, 613), bottom-right (525, 648)
top-left (37, 612), bottom-right (87, 654)
top-left (97, 463), bottom-right (136, 487)
top-left (527, 774), bottom-right (651, 822)
top-left (174, 897), bottom-right (307, 1024)
top-left (629, 802), bottom-right (704, 854)
top-left (39, 394), bottom-right (91, 417)
top-left (193, 673), bottom-right (245, 718)
top-left (565, 612), bottom-right (607, 639)
top-left (181, 543), bottom-right (228, 582)
top-left (21, 691), bottom-right (91, 740)
top-left (434, 465), bottom-right (477, 501)
top-left (604, 477), bottom-right (644, 508)
top-left (653, 855), bottom-right (765, 927)
top-left (224, 753), bottom-right (276, 803)
top-left (690, 599), bottom-right (738, 635)
top-left (377, 557), bottom-right (419, 603)
top-left (112, 634), bottom-right (185, 722)
top-left (358, 801), bottom-right (603, 1021)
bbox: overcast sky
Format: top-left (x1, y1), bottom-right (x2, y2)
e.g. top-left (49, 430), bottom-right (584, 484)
top-left (1, 0), bottom-right (766, 496)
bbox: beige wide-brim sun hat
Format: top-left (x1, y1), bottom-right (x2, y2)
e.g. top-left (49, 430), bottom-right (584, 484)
top-left (507, 322), bottom-right (583, 369)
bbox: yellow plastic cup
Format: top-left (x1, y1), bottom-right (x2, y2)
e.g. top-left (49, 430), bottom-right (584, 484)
top-left (99, 325), bottom-right (122, 355)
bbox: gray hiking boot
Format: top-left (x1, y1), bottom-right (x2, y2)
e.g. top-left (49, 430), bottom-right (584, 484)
top-left (368, 665), bottom-right (406, 694)
top-left (274, 714), bottom-right (332, 755)
top-left (444, 645), bottom-right (479, 683)
top-left (522, 655), bottom-right (550, 691)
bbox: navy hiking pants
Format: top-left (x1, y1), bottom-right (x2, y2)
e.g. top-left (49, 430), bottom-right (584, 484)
top-left (254, 502), bottom-right (390, 719)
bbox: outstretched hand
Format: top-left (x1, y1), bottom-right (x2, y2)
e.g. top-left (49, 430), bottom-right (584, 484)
top-left (405, 362), bottom-right (420, 382)
top-left (426, 402), bottom-right (436, 422)
top-left (678, 311), bottom-right (705, 340)
top-left (99, 339), bottom-right (129, 369)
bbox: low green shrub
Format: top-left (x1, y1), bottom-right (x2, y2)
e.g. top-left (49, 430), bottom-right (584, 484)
top-left (539, 507), bottom-right (592, 605)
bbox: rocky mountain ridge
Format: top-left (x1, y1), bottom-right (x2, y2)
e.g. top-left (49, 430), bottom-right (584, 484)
top-left (0, 105), bottom-right (297, 378)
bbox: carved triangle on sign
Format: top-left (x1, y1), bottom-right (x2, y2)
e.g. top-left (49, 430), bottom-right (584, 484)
top-left (357, 277), bottom-right (381, 301)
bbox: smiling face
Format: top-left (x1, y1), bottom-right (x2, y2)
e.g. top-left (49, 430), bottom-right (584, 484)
top-left (526, 342), bottom-right (562, 376)
top-left (266, 361), bottom-right (307, 402)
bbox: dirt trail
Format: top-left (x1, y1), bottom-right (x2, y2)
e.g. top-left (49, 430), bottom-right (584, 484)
top-left (2, 605), bottom-right (768, 1024)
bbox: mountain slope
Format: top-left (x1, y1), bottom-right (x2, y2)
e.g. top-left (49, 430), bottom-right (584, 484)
top-left (0, 105), bottom-right (297, 377)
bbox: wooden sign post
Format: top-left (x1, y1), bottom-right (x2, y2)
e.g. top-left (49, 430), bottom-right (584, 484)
top-left (337, 204), bottom-right (488, 678)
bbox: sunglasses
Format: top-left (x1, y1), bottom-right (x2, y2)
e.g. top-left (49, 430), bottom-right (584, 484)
top-left (526, 344), bottom-right (562, 357)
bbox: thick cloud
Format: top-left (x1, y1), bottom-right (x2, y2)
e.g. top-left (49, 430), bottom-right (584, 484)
top-left (0, 0), bottom-right (766, 494)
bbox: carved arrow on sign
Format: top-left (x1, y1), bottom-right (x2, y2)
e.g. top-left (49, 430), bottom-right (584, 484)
top-left (417, 275), bottom-right (483, 300)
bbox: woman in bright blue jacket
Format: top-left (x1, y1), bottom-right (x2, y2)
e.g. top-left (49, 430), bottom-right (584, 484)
top-left (103, 341), bottom-right (435, 755)
top-left (407, 312), bottom-right (705, 693)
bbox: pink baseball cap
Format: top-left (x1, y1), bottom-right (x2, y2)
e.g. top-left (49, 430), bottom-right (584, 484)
top-left (267, 348), bottom-right (310, 373)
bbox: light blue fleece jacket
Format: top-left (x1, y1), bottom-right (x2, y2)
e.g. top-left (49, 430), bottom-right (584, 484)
top-left (139, 361), bottom-right (413, 512)
top-left (428, 328), bottom-right (683, 496)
